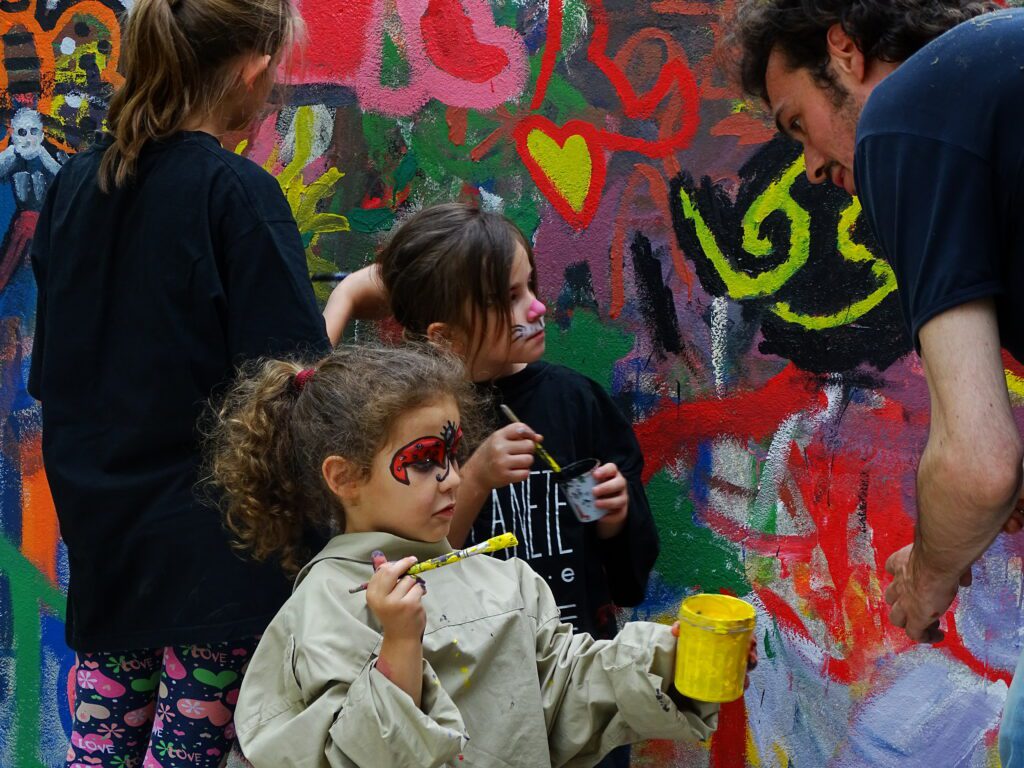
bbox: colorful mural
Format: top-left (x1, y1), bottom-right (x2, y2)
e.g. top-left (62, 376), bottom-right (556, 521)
top-left (3, 0), bottom-right (1024, 765)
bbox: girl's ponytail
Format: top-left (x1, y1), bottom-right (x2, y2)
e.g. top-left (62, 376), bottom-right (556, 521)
top-left (100, 0), bottom-right (197, 191)
top-left (209, 359), bottom-right (313, 576)
top-left (99, 0), bottom-right (297, 191)
top-left (207, 344), bottom-right (485, 575)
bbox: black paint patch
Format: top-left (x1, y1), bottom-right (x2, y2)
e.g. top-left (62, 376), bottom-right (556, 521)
top-left (631, 231), bottom-right (682, 356)
top-left (670, 136), bottom-right (910, 373)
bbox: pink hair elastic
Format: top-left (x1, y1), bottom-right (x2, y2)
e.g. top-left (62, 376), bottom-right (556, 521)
top-left (294, 368), bottom-right (316, 392)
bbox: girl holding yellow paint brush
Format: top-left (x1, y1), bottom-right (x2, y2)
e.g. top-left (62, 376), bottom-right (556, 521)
top-left (209, 344), bottom-right (726, 768)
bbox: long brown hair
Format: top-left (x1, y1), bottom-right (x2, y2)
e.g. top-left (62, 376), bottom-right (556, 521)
top-left (99, 0), bottom-right (299, 191)
top-left (206, 344), bottom-right (483, 575)
top-left (376, 203), bottom-right (536, 363)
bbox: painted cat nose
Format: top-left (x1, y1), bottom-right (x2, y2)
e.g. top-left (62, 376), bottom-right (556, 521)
top-left (527, 298), bottom-right (546, 322)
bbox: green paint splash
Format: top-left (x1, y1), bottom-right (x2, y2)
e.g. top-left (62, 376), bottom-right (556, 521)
top-left (542, 310), bottom-right (634, 390)
top-left (645, 471), bottom-right (751, 595)
top-left (1, 535), bottom-right (66, 768)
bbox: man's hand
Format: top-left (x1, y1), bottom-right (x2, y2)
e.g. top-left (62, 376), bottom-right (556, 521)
top-left (884, 544), bottom-right (966, 643)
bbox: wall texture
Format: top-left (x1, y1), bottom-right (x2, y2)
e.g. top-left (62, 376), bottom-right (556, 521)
top-left (2, 0), bottom-right (1023, 766)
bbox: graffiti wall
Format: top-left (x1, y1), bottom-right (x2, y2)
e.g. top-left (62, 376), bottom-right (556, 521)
top-left (2, 0), bottom-right (1023, 765)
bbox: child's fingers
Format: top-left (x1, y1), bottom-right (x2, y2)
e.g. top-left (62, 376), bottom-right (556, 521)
top-left (504, 452), bottom-right (536, 470)
top-left (591, 462), bottom-right (620, 481)
top-left (373, 556), bottom-right (419, 591)
top-left (594, 493), bottom-right (628, 511)
top-left (671, 621), bottom-right (680, 638)
top-left (371, 550), bottom-right (387, 571)
top-left (591, 474), bottom-right (626, 499)
top-left (390, 573), bottom-right (423, 600)
top-left (505, 437), bottom-right (541, 456)
top-left (399, 579), bottom-right (427, 605)
top-left (503, 423), bottom-right (542, 442)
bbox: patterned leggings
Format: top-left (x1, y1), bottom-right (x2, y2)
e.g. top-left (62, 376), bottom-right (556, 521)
top-left (66, 640), bottom-right (257, 768)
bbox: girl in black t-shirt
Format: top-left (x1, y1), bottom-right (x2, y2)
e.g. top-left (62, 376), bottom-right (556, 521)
top-left (29, 0), bottom-right (329, 765)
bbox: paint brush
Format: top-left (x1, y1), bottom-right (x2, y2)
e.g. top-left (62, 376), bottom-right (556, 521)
top-left (348, 533), bottom-right (519, 593)
top-left (499, 403), bottom-right (561, 472)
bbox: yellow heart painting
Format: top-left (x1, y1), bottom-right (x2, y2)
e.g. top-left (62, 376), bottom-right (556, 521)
top-left (515, 117), bottom-right (607, 230)
top-left (524, 129), bottom-right (593, 214)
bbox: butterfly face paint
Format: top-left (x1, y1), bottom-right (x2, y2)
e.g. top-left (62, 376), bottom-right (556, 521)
top-left (389, 421), bottom-right (463, 485)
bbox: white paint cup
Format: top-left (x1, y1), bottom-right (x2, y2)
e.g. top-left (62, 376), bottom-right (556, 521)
top-left (555, 458), bottom-right (605, 523)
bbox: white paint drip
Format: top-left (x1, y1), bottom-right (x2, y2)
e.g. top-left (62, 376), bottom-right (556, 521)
top-left (279, 105), bottom-right (335, 166)
top-left (710, 295), bottom-right (728, 397)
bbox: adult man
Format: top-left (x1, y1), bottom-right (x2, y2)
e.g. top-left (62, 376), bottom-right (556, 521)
top-left (728, 1), bottom-right (1024, 762)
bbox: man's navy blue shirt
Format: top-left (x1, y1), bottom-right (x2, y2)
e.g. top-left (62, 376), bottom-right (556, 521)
top-left (856, 8), bottom-right (1024, 358)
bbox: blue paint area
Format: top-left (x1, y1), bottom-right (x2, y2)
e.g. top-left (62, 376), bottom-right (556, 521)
top-left (0, 573), bottom-right (11, 649)
top-left (843, 652), bottom-right (1003, 766)
top-left (0, 451), bottom-right (22, 547)
top-left (0, 184), bottom-right (16, 245)
top-left (691, 441), bottom-right (712, 508)
top-left (41, 612), bottom-right (73, 752)
top-left (0, 250), bottom-right (38, 327)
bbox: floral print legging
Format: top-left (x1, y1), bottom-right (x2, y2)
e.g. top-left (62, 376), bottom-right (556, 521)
top-left (66, 640), bottom-right (257, 768)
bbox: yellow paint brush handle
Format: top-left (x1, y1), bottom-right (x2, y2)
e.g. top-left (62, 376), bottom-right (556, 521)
top-left (498, 404), bottom-right (562, 473)
top-left (406, 534), bottom-right (520, 576)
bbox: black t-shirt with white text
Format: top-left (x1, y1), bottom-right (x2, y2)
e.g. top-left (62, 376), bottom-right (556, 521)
top-left (467, 362), bottom-right (659, 640)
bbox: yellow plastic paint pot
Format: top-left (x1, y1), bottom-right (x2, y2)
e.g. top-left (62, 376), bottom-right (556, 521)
top-left (674, 594), bottom-right (756, 703)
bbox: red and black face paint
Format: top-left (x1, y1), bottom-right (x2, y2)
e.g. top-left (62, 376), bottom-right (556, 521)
top-left (389, 421), bottom-right (463, 485)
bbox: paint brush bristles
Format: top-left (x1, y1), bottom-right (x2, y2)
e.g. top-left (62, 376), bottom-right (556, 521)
top-left (348, 534), bottom-right (519, 593)
top-left (498, 404), bottom-right (561, 472)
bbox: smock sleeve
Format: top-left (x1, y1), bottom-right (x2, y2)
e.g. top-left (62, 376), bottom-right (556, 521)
top-left (517, 560), bottom-right (718, 767)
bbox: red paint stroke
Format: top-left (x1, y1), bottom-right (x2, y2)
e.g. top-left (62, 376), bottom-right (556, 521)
top-left (20, 433), bottom-right (58, 584)
top-left (937, 613), bottom-right (1012, 685)
top-left (511, 1), bottom-right (704, 226)
top-left (1004, 349), bottom-right (1024, 377)
top-left (710, 696), bottom-right (747, 768)
top-left (513, 116), bottom-right (607, 230)
top-left (527, 1), bottom-right (700, 150)
top-left (634, 364), bottom-right (825, 482)
top-left (446, 106), bottom-right (468, 145)
top-left (651, 0), bottom-right (719, 14)
top-left (586, 0), bottom-right (701, 156)
top-left (610, 163), bottom-right (693, 318)
top-left (756, 586), bottom-right (856, 684)
top-left (421, 0), bottom-right (511, 83)
top-left (292, 0), bottom-right (373, 81)
top-left (530, 0), bottom-right (563, 110)
top-left (710, 112), bottom-right (778, 146)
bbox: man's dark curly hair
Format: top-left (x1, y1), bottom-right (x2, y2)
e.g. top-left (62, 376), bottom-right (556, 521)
top-left (726, 0), bottom-right (1000, 104)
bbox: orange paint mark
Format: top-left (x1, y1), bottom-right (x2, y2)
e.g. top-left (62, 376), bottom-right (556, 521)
top-left (446, 106), bottom-right (468, 146)
top-left (710, 112), bottom-right (777, 146)
top-left (609, 163), bottom-right (692, 318)
top-left (651, 0), bottom-right (719, 14)
top-left (20, 442), bottom-right (58, 584)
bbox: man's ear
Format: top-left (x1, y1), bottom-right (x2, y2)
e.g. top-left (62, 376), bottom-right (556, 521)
top-left (826, 23), bottom-right (867, 84)
top-left (322, 455), bottom-right (360, 503)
